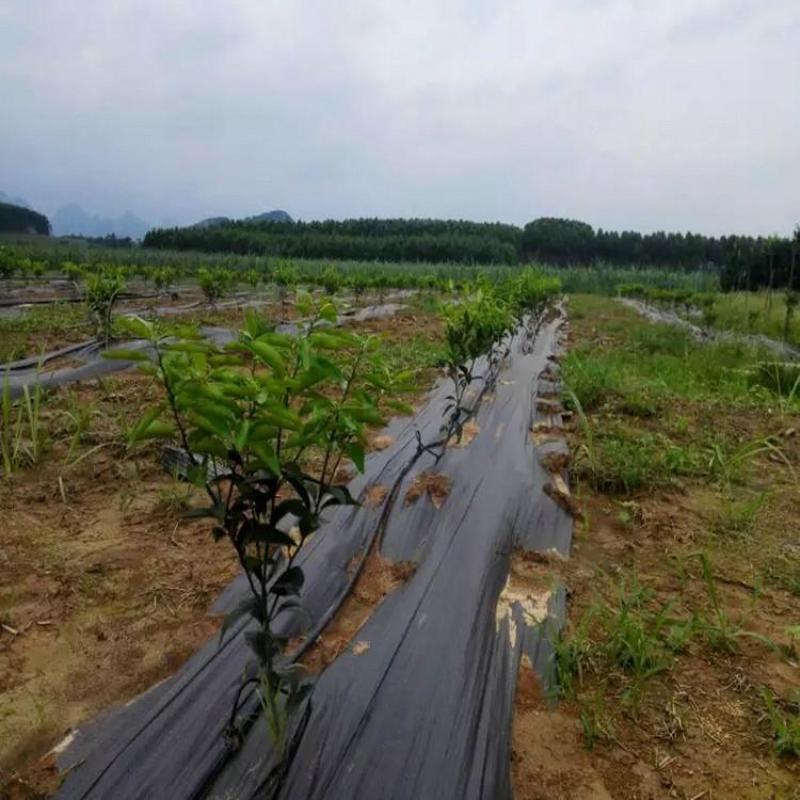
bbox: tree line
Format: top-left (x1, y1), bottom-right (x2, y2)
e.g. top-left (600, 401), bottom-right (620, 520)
top-left (0, 201), bottom-right (51, 236)
top-left (144, 218), bottom-right (520, 265)
top-left (143, 216), bottom-right (800, 289)
top-left (522, 218), bottom-right (799, 290)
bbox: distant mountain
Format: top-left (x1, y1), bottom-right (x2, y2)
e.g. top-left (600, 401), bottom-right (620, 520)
top-left (191, 216), bottom-right (232, 229)
top-left (0, 191), bottom-right (31, 209)
top-left (52, 204), bottom-right (151, 240)
top-left (247, 209), bottom-right (293, 223)
top-left (190, 209), bottom-right (293, 229)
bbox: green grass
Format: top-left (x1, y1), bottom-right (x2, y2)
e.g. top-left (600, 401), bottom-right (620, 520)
top-left (554, 557), bottom-right (776, 747)
top-left (542, 264), bottom-right (719, 295)
top-left (573, 420), bottom-right (703, 494)
top-left (1, 373), bottom-right (45, 475)
top-left (564, 295), bottom-right (787, 409)
top-left (711, 491), bottom-right (768, 538)
top-left (0, 302), bottom-right (91, 361)
top-left (763, 690), bottom-right (800, 757)
top-left (706, 291), bottom-right (800, 347)
top-left (553, 573), bottom-right (690, 714)
top-left (376, 333), bottom-right (443, 394)
top-left (564, 296), bottom-right (798, 496)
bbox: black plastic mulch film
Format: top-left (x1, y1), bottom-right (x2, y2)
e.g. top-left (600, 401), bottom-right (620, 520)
top-left (50, 309), bottom-right (572, 800)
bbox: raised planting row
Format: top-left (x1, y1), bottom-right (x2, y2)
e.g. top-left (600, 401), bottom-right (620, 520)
top-left (51, 276), bottom-right (573, 799)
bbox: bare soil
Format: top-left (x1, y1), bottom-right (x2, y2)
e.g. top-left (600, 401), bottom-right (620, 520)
top-left (0, 305), bottom-right (442, 798)
top-left (512, 299), bottom-right (800, 800)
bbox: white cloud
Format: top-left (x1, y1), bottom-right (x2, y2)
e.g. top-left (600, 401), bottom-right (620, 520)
top-left (0, 0), bottom-right (798, 234)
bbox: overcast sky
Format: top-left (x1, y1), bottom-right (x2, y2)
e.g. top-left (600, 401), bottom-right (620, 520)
top-left (1, 0), bottom-right (798, 234)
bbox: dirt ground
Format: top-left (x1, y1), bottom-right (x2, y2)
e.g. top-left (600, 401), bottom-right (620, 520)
top-left (511, 299), bottom-right (800, 800)
top-left (6, 293), bottom-right (797, 799)
top-left (0, 304), bottom-right (442, 798)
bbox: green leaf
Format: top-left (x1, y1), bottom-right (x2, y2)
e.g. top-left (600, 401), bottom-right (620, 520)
top-left (386, 398), bottom-right (415, 415)
top-left (243, 554), bottom-right (263, 577)
top-left (297, 510), bottom-right (318, 537)
top-left (212, 525), bottom-right (227, 541)
top-left (187, 411), bottom-right (230, 439)
top-left (182, 504), bottom-right (225, 521)
top-left (252, 441), bottom-right (280, 476)
top-left (345, 442), bottom-right (365, 472)
top-left (255, 332), bottom-right (293, 348)
top-left (135, 420), bottom-right (175, 440)
top-left (173, 324), bottom-right (203, 340)
top-left (128, 404), bottom-right (166, 443)
top-left (309, 332), bottom-right (346, 350)
top-left (103, 348), bottom-right (150, 362)
top-left (319, 303), bottom-right (337, 323)
top-left (309, 354), bottom-right (344, 381)
top-left (259, 407), bottom-right (301, 431)
top-left (234, 419), bottom-right (251, 452)
top-left (240, 520), bottom-right (296, 548)
top-left (163, 341), bottom-right (211, 354)
top-left (208, 354), bottom-right (243, 368)
top-left (343, 403), bottom-right (383, 426)
top-left (322, 484), bottom-right (359, 509)
top-left (290, 367), bottom-right (327, 392)
top-left (298, 338), bottom-right (311, 370)
top-left (250, 341), bottom-right (286, 377)
top-left (188, 432), bottom-right (228, 460)
top-left (271, 498), bottom-right (308, 524)
top-left (118, 315), bottom-right (153, 340)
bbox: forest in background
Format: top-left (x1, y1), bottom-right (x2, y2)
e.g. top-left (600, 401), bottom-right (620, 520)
top-left (2, 195), bottom-right (797, 291)
top-left (144, 216), bottom-right (800, 289)
top-left (0, 202), bottom-right (51, 236)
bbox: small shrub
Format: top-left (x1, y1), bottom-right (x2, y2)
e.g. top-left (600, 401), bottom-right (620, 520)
top-left (113, 295), bottom-right (405, 765)
top-left (320, 266), bottom-right (341, 296)
top-left (242, 269), bottom-right (260, 290)
top-left (85, 268), bottom-right (126, 343)
top-left (197, 267), bottom-right (232, 304)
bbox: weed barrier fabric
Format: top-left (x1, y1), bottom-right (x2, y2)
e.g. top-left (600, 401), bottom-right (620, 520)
top-left (56, 312), bottom-right (573, 800)
top-left (1, 304), bottom-right (407, 400)
top-left (56, 360), bottom-right (470, 799)
top-left (271, 315), bottom-right (570, 800)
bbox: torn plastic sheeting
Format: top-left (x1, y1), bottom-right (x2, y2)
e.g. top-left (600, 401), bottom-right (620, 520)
top-left (56, 313), bottom-right (572, 800)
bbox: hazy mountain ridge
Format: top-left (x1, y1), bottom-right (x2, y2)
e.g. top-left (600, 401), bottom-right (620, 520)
top-left (1, 193), bottom-right (293, 238)
top-left (191, 209), bottom-right (293, 229)
top-left (51, 204), bottom-right (151, 239)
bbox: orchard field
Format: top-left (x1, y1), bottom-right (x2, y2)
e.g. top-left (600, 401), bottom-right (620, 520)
top-left (0, 238), bottom-right (798, 800)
